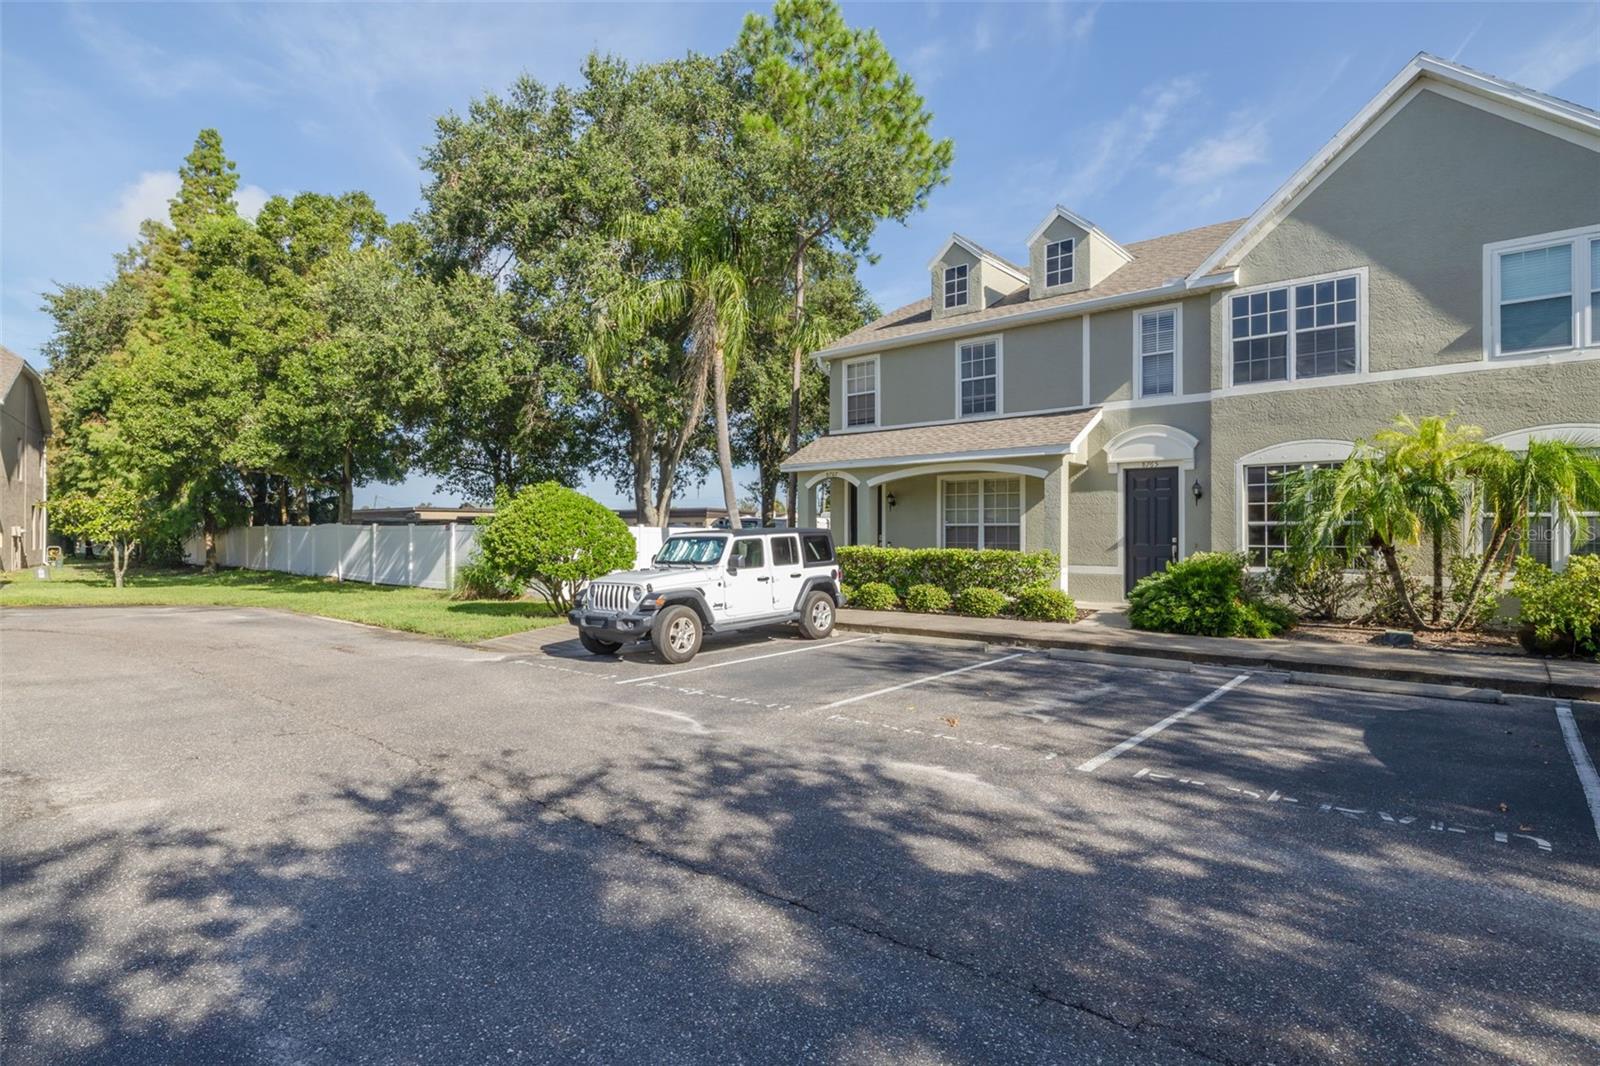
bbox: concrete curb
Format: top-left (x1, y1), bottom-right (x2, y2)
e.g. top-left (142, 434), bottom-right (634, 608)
top-left (836, 614), bottom-right (1596, 702)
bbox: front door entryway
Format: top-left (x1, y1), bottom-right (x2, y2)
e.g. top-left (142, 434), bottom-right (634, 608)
top-left (1125, 466), bottom-right (1179, 593)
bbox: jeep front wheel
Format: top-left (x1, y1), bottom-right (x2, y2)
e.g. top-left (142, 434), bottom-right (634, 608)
top-left (652, 605), bottom-right (703, 664)
top-left (798, 590), bottom-right (835, 639)
top-left (579, 632), bottom-right (622, 656)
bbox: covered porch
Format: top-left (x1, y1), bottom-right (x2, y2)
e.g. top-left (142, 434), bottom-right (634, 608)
top-left (784, 410), bottom-right (1101, 590)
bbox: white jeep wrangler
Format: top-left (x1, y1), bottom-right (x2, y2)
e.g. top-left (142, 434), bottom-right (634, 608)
top-left (568, 528), bottom-right (842, 664)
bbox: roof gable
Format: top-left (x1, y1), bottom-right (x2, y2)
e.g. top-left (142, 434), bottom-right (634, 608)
top-left (1186, 53), bottom-right (1600, 282)
top-left (1025, 205), bottom-right (1133, 266)
top-left (926, 234), bottom-right (1029, 284)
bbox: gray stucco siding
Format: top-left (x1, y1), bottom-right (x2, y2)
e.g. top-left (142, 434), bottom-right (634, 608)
top-left (1229, 88), bottom-right (1600, 377)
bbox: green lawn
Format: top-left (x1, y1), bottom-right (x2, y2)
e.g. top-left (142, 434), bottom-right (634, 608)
top-left (0, 562), bottom-right (564, 643)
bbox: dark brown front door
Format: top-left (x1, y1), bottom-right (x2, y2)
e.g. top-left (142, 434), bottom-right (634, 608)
top-left (1125, 466), bottom-right (1179, 593)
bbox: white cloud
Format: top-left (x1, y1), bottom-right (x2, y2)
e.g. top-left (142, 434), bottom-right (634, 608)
top-left (1056, 77), bottom-right (1200, 205)
top-left (906, 41), bottom-right (949, 88)
top-left (1044, 2), bottom-right (1098, 45)
top-left (1505, 15), bottom-right (1600, 93)
top-left (105, 172), bottom-right (271, 240)
top-left (105, 171), bottom-right (180, 240)
top-left (68, 5), bottom-right (271, 100)
top-left (1160, 114), bottom-right (1270, 186)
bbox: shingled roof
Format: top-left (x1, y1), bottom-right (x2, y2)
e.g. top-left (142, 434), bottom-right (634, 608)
top-left (820, 218), bottom-right (1244, 356)
top-left (783, 408), bottom-right (1101, 471)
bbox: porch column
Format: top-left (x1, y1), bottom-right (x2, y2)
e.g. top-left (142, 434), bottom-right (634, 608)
top-left (1043, 456), bottom-right (1070, 589)
top-left (793, 476), bottom-right (816, 527)
top-left (859, 482), bottom-right (880, 547)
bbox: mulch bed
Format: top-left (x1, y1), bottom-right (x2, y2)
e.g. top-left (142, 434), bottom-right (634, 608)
top-left (1283, 621), bottom-right (1526, 657)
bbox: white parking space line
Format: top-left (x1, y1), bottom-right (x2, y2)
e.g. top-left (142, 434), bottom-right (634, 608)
top-left (1555, 702), bottom-right (1600, 844)
top-left (1076, 674), bottom-right (1250, 773)
top-left (820, 653), bottom-right (1027, 710)
top-left (615, 636), bottom-right (872, 685)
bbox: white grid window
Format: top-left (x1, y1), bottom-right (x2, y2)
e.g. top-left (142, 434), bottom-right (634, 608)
top-left (1481, 505), bottom-right (1555, 568)
top-left (1575, 512), bottom-right (1600, 559)
top-left (943, 264), bottom-right (968, 308)
top-left (942, 477), bottom-right (1021, 550)
top-left (1045, 239), bottom-right (1074, 287)
top-left (958, 341), bottom-right (998, 416)
top-left (1139, 309), bottom-right (1176, 396)
top-left (844, 359), bottom-right (876, 427)
top-left (1498, 243), bottom-right (1572, 354)
top-left (1244, 462), bottom-right (1340, 567)
top-left (1590, 238), bottom-right (1600, 346)
top-left (1231, 273), bottom-right (1361, 385)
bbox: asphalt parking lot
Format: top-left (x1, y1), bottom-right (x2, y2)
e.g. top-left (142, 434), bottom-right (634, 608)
top-left (4, 606), bottom-right (1598, 1064)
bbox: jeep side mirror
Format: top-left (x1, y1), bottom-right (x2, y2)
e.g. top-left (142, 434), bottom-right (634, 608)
top-left (726, 555), bottom-right (740, 574)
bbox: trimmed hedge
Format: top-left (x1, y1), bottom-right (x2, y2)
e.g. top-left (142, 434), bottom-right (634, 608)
top-left (904, 583), bottom-right (953, 613)
top-left (852, 582), bottom-right (900, 612)
top-left (1128, 552), bottom-right (1295, 638)
top-left (838, 546), bottom-right (1057, 598)
top-left (1011, 584), bottom-right (1076, 622)
top-left (1513, 554), bottom-right (1600, 658)
top-left (953, 586), bottom-right (1007, 618)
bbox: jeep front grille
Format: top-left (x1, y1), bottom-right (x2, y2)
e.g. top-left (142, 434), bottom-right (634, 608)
top-left (587, 582), bottom-right (634, 612)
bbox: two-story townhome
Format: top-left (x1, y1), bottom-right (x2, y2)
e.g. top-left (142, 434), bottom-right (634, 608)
top-left (782, 54), bottom-right (1600, 606)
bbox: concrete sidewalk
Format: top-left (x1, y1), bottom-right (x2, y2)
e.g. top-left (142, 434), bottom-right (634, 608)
top-left (836, 608), bottom-right (1599, 701)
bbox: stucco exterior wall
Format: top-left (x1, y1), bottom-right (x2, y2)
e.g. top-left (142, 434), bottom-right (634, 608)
top-left (1027, 215), bottom-right (1088, 300)
top-left (1224, 88), bottom-right (1600, 377)
top-left (929, 244), bottom-right (981, 321)
top-left (1, 368), bottom-right (49, 568)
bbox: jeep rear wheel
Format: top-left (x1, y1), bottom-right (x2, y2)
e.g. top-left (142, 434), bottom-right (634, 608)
top-left (579, 632), bottom-right (622, 656)
top-left (798, 590), bottom-right (835, 639)
top-left (652, 605), bottom-right (702, 664)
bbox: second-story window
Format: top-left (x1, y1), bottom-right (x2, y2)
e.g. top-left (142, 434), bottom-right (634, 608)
top-left (943, 264), bottom-right (968, 308)
top-left (1138, 309), bottom-right (1176, 396)
top-left (844, 357), bottom-right (877, 427)
top-left (958, 340), bottom-right (998, 416)
top-left (1045, 239), bottom-right (1074, 287)
top-left (1231, 272), bottom-right (1361, 385)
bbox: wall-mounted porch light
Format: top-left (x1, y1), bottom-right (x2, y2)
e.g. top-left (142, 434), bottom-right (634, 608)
top-left (1191, 479), bottom-right (1204, 503)
top-left (886, 491), bottom-right (897, 508)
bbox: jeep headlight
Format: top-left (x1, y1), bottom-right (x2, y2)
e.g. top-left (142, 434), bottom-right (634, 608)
top-left (629, 585), bottom-right (644, 604)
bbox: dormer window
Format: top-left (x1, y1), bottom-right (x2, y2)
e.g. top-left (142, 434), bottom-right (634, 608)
top-left (1045, 239), bottom-right (1074, 287)
top-left (943, 264), bottom-right (969, 308)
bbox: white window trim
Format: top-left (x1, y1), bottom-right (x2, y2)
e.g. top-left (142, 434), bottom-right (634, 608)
top-left (1482, 223), bottom-right (1600, 361)
top-left (937, 474), bottom-right (1026, 550)
top-left (1133, 303), bottom-right (1183, 400)
top-left (1234, 440), bottom-right (1356, 570)
top-left (841, 354), bottom-right (880, 428)
top-left (953, 334), bottom-right (1004, 420)
top-left (943, 263), bottom-right (969, 309)
top-left (1227, 267), bottom-right (1369, 389)
top-left (1045, 237), bottom-right (1075, 288)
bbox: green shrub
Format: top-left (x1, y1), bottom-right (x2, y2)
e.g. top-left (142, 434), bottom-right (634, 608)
top-left (1128, 552), bottom-right (1294, 638)
top-left (852, 581), bottom-right (900, 611)
top-left (1011, 584), bottom-right (1076, 622)
top-left (904, 583), bottom-right (952, 613)
top-left (837, 546), bottom-right (1057, 597)
top-left (952, 586), bottom-right (1007, 618)
top-left (1264, 549), bottom-right (1358, 621)
top-left (839, 582), bottom-right (856, 606)
top-left (1512, 554), bottom-right (1600, 658)
top-left (452, 555), bottom-right (522, 601)
top-left (476, 482), bottom-right (636, 611)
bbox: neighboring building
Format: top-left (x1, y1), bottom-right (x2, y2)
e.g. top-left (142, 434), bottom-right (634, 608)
top-left (783, 55), bottom-right (1600, 604)
top-left (348, 505), bottom-right (495, 525)
top-left (1, 347), bottom-right (50, 570)
top-left (612, 506), bottom-right (759, 529)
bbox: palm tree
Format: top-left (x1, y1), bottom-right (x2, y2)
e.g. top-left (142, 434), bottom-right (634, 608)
top-left (589, 209), bottom-right (757, 527)
top-left (1371, 415), bottom-right (1482, 623)
top-left (1453, 438), bottom-right (1600, 629)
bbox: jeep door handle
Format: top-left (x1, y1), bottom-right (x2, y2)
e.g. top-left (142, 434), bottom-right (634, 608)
top-left (789, 572), bottom-right (801, 578)
top-left (755, 576), bottom-right (770, 582)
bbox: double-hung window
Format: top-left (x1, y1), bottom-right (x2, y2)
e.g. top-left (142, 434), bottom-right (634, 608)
top-left (844, 357), bottom-right (877, 427)
top-left (1137, 308), bottom-right (1177, 397)
top-left (942, 477), bottom-right (1021, 550)
top-left (958, 340), bottom-right (998, 416)
top-left (943, 264), bottom-right (968, 308)
top-left (1045, 239), bottom-right (1074, 287)
top-left (1230, 272), bottom-right (1361, 385)
top-left (1487, 226), bottom-right (1600, 357)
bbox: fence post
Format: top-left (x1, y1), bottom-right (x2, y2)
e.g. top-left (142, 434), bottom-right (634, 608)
top-left (446, 521), bottom-right (457, 591)
top-left (407, 524), bottom-right (415, 587)
top-left (262, 525), bottom-right (269, 572)
top-left (335, 524), bottom-right (342, 583)
top-left (370, 523), bottom-right (378, 585)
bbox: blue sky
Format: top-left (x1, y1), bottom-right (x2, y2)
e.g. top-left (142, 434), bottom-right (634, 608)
top-left (4, 1), bottom-right (1597, 508)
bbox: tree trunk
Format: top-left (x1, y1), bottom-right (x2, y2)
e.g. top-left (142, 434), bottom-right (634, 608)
top-left (202, 508), bottom-right (218, 573)
top-left (112, 541), bottom-right (126, 589)
top-left (629, 421), bottom-right (657, 527)
top-left (1451, 522), bottom-right (1512, 630)
top-left (1373, 535), bottom-right (1426, 630)
top-left (653, 348), bottom-right (714, 531)
top-left (1430, 524), bottom-right (1445, 625)
top-left (278, 476), bottom-right (289, 526)
top-left (711, 343), bottom-right (740, 525)
top-left (785, 246), bottom-right (807, 521)
top-left (339, 442), bottom-right (354, 524)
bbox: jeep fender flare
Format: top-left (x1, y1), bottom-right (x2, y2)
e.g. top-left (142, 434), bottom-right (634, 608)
top-left (793, 576), bottom-right (841, 612)
top-left (654, 589), bottom-right (715, 628)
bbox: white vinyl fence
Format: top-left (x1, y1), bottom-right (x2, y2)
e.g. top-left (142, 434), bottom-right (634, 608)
top-left (183, 521), bottom-right (667, 590)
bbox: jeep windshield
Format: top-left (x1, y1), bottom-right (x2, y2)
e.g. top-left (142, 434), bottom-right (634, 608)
top-left (654, 535), bottom-right (727, 566)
